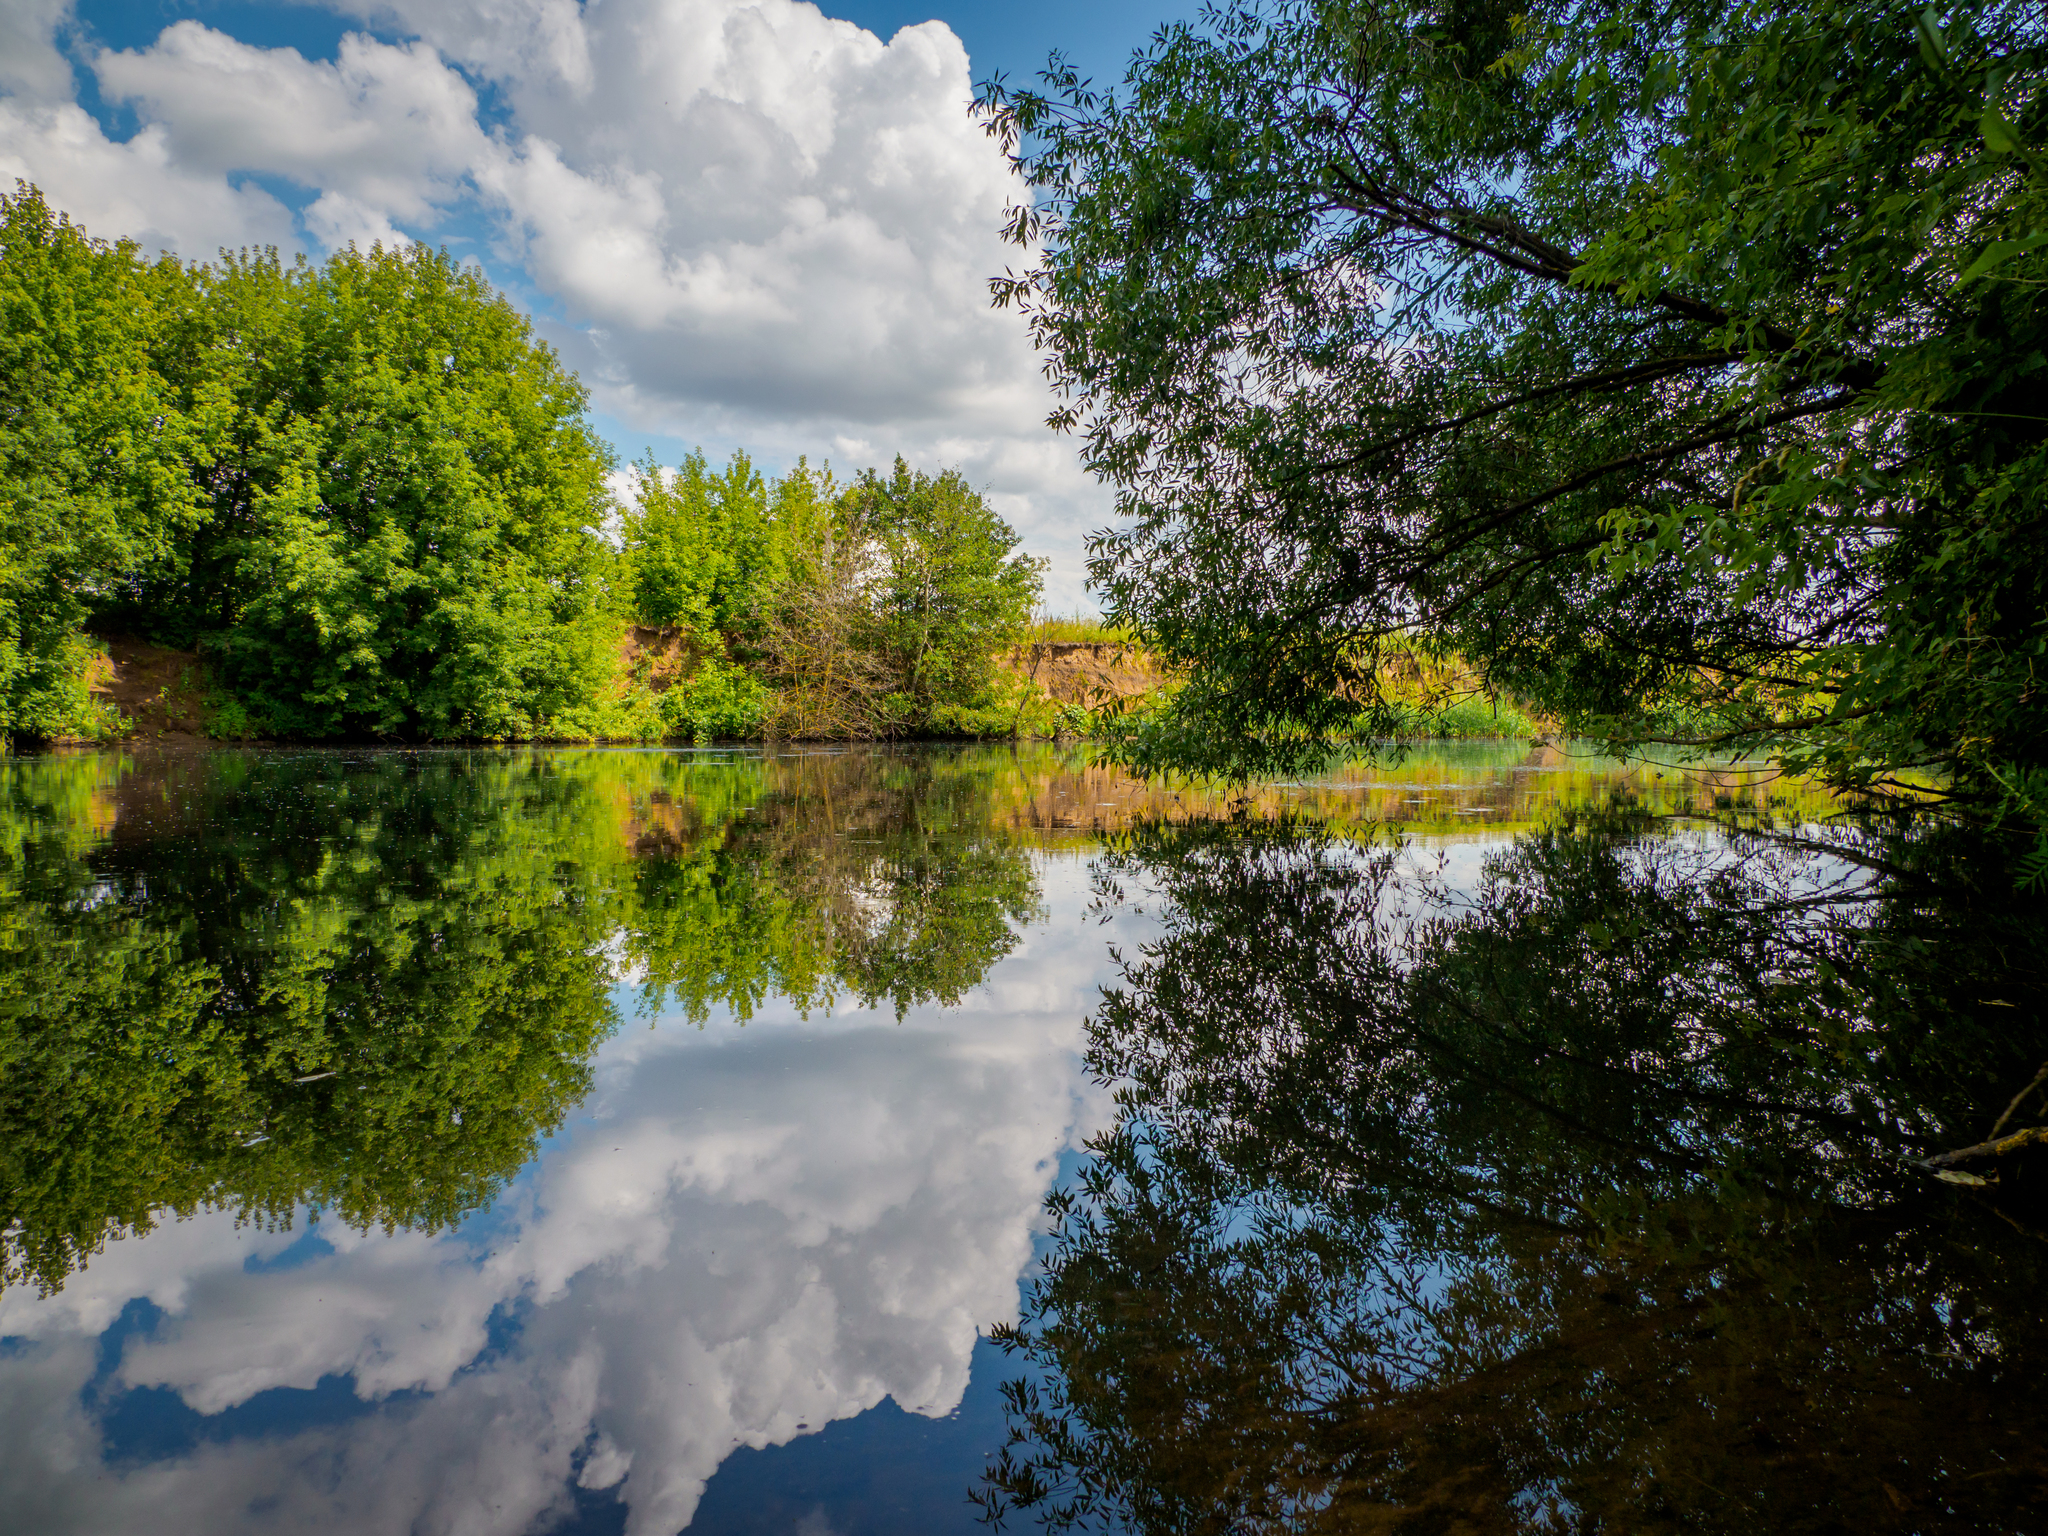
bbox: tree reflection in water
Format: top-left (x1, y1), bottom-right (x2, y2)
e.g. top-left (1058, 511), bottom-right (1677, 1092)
top-left (0, 748), bottom-right (1043, 1295)
top-left (981, 811), bottom-right (2048, 1534)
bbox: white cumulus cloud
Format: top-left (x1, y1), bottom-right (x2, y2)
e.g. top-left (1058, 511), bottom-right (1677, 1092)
top-left (92, 23), bottom-right (492, 226)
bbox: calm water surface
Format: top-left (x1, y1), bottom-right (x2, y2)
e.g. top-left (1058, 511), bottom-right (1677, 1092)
top-left (1, 744), bottom-right (2041, 1534)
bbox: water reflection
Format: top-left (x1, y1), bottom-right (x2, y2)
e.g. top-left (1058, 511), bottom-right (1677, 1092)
top-left (2, 747), bottom-right (1074, 1293)
top-left (0, 744), bottom-right (1984, 1534)
top-left (1, 745), bottom-right (1122, 1533)
top-left (982, 813), bottom-right (2048, 1533)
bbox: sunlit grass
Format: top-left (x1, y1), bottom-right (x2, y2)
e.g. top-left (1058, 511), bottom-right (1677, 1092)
top-left (1023, 610), bottom-right (1138, 646)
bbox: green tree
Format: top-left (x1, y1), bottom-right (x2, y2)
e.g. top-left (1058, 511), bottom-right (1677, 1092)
top-left (758, 457), bottom-right (896, 738)
top-left (978, 1), bottom-right (2048, 842)
top-left (0, 184), bottom-right (205, 741)
top-left (624, 447), bottom-right (782, 642)
top-left (103, 240), bottom-right (622, 739)
top-left (852, 458), bottom-right (1044, 732)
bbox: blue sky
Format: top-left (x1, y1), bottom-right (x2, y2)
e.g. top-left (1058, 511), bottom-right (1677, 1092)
top-left (2, 0), bottom-right (1198, 608)
top-left (68, 1), bottom-right (1179, 83)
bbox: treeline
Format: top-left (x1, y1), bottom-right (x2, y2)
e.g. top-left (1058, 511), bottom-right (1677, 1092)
top-left (0, 184), bottom-right (1043, 745)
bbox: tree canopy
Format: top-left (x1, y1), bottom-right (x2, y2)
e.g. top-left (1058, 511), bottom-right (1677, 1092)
top-left (0, 184), bottom-right (623, 742)
top-left (978, 0), bottom-right (2048, 853)
top-left (854, 458), bottom-right (1047, 732)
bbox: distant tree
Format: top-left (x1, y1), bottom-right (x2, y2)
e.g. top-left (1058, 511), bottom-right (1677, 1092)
top-left (852, 458), bottom-right (1044, 732)
top-left (758, 457), bottom-right (898, 738)
top-left (978, 0), bottom-right (2048, 849)
top-left (3, 182), bottom-right (1050, 746)
top-left (624, 447), bottom-right (782, 643)
top-left (751, 457), bottom-right (1043, 737)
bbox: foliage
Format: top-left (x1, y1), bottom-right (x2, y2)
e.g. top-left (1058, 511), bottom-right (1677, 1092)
top-left (623, 449), bottom-right (781, 643)
top-left (4, 184), bottom-right (1049, 746)
top-left (0, 185), bottom-right (204, 742)
top-left (853, 457), bottom-right (1045, 729)
top-left (737, 456), bottom-right (1044, 738)
top-left (658, 655), bottom-right (771, 742)
top-left (0, 194), bottom-right (624, 743)
top-left (125, 242), bottom-right (621, 739)
top-left (979, 811), bottom-right (2048, 1532)
top-left (977, 0), bottom-right (2048, 837)
top-left (756, 458), bottom-right (899, 738)
top-left (1387, 690), bottom-right (1536, 739)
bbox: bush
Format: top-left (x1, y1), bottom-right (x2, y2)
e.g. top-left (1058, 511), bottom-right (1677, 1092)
top-left (660, 658), bottom-right (769, 742)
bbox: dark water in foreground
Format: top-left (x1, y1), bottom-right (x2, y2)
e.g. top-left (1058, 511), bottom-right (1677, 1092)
top-left (0, 744), bottom-right (2042, 1534)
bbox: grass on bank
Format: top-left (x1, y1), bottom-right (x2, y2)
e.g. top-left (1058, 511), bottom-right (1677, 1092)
top-left (1023, 611), bottom-right (1139, 647)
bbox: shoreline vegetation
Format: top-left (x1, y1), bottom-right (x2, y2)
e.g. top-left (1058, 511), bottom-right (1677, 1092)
top-left (1, 182), bottom-right (1551, 756)
top-left (61, 624), bottom-right (1553, 750)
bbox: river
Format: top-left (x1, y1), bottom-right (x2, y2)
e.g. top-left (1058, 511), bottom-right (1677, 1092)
top-left (0, 744), bottom-right (2039, 1534)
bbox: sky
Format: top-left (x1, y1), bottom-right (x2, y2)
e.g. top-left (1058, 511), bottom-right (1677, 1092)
top-left (0, 0), bottom-right (1195, 610)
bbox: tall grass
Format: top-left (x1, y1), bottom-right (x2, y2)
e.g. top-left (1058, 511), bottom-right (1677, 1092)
top-left (1023, 610), bottom-right (1137, 646)
top-left (1387, 692), bottom-right (1540, 740)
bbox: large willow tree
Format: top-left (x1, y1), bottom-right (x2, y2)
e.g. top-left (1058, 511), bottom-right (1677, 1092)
top-left (979, 1), bottom-right (2048, 850)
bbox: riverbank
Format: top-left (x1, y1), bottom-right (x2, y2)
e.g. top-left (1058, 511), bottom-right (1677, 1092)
top-left (69, 631), bottom-right (1161, 748)
top-left (67, 629), bottom-right (1557, 751)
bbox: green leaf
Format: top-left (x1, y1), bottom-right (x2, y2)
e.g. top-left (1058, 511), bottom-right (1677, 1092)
top-left (1981, 104), bottom-right (2024, 155)
top-left (1915, 8), bottom-right (1948, 74)
top-left (1957, 233), bottom-right (2047, 284)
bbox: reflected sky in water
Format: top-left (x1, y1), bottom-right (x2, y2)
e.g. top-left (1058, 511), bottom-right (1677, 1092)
top-left (0, 743), bottom-right (1831, 1535)
top-left (2, 892), bottom-right (1110, 1533)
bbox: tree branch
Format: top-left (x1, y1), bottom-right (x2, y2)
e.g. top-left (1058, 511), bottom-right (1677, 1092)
top-left (1322, 164), bottom-right (1881, 389)
top-left (1309, 351), bottom-right (1744, 478)
top-left (1410, 389), bottom-right (1864, 564)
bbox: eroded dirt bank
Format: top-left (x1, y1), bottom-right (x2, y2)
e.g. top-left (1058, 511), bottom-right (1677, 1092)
top-left (85, 636), bottom-right (215, 743)
top-left (63, 631), bottom-right (1172, 746)
top-left (1001, 642), bottom-right (1169, 707)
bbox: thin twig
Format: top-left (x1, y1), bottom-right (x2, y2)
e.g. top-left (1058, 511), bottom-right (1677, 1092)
top-left (1988, 1059), bottom-right (2048, 1140)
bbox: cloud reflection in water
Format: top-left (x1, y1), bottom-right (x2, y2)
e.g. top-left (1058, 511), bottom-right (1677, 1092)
top-left (0, 857), bottom-right (1116, 1536)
